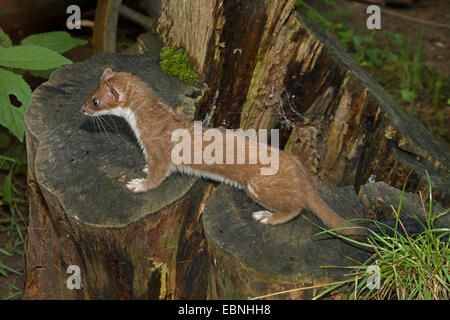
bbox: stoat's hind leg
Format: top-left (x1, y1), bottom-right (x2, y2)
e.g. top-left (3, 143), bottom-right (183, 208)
top-left (246, 179), bottom-right (302, 225)
top-left (252, 210), bottom-right (300, 225)
top-left (252, 211), bottom-right (273, 224)
top-left (127, 161), bottom-right (170, 193)
top-left (126, 178), bottom-right (148, 193)
top-left (126, 175), bottom-right (164, 193)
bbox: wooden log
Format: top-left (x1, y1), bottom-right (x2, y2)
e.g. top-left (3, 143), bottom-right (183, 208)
top-left (23, 53), bottom-right (207, 299)
top-left (137, 32), bottom-right (163, 60)
top-left (155, 0), bottom-right (450, 205)
top-left (358, 181), bottom-right (449, 229)
top-left (202, 182), bottom-right (370, 299)
top-left (202, 180), bottom-right (448, 299)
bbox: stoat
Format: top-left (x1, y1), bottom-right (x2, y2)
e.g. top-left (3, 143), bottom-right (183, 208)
top-left (81, 68), bottom-right (364, 237)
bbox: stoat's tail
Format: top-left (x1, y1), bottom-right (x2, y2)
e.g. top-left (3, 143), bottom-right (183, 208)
top-left (362, 217), bottom-right (426, 238)
top-left (307, 193), bottom-right (365, 238)
top-left (308, 193), bottom-right (427, 239)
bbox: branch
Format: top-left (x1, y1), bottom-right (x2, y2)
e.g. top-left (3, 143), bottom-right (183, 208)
top-left (119, 5), bottom-right (154, 31)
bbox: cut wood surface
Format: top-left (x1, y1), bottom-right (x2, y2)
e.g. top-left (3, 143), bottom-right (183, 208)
top-left (202, 182), bottom-right (370, 299)
top-left (24, 53), bottom-right (205, 299)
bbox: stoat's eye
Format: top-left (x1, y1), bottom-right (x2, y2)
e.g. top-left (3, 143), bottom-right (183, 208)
top-left (92, 98), bottom-right (99, 107)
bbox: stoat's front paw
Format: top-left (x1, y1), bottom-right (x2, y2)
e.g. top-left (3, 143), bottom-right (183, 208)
top-left (252, 211), bottom-right (274, 224)
top-left (142, 165), bottom-right (149, 174)
top-left (126, 178), bottom-right (148, 193)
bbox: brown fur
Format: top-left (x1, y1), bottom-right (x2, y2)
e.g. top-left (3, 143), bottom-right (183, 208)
top-left (81, 68), bottom-right (364, 237)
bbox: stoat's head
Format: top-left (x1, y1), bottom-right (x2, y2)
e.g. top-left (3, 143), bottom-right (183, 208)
top-left (81, 68), bottom-right (127, 116)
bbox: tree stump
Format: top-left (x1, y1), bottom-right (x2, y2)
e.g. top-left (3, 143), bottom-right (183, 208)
top-left (23, 1), bottom-right (450, 300)
top-left (155, 0), bottom-right (450, 204)
top-left (202, 182), bottom-right (370, 299)
top-left (202, 179), bottom-right (449, 299)
top-left (358, 182), bottom-right (450, 228)
top-left (24, 52), bottom-right (206, 299)
top-left (152, 0), bottom-right (450, 299)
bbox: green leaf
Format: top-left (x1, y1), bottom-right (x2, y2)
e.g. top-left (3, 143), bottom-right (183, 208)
top-left (306, 9), bottom-right (321, 22)
top-left (21, 31), bottom-right (87, 53)
top-left (0, 45), bottom-right (71, 70)
top-left (352, 35), bottom-right (363, 52)
top-left (0, 27), bottom-right (12, 48)
top-left (29, 68), bottom-right (54, 79)
top-left (380, 29), bottom-right (404, 46)
top-left (400, 88), bottom-right (417, 103)
top-left (2, 171), bottom-right (12, 206)
top-left (0, 131), bottom-right (10, 148)
top-left (365, 48), bottom-right (381, 67)
top-left (0, 67), bottom-right (31, 141)
top-left (3, 143), bottom-right (27, 165)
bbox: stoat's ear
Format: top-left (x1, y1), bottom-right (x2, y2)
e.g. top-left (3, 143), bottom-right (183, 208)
top-left (101, 68), bottom-right (119, 101)
top-left (105, 79), bottom-right (119, 101)
top-left (101, 68), bottom-right (115, 81)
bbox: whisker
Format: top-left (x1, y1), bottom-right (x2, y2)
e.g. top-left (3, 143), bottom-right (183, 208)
top-left (108, 115), bottom-right (119, 134)
top-left (95, 115), bottom-right (113, 144)
top-left (98, 114), bottom-right (116, 132)
top-left (92, 116), bottom-right (101, 133)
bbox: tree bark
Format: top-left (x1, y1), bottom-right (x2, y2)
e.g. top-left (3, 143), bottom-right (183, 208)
top-left (202, 182), bottom-right (371, 299)
top-left (155, 0), bottom-right (450, 205)
top-left (154, 0), bottom-right (450, 299)
top-left (93, 0), bottom-right (122, 54)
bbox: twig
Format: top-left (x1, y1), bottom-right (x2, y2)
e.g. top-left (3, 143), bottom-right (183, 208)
top-left (80, 20), bottom-right (95, 28)
top-left (351, 1), bottom-right (450, 30)
top-left (119, 5), bottom-right (154, 31)
top-left (250, 280), bottom-right (352, 300)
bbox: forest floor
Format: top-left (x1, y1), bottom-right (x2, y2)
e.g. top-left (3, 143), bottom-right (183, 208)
top-left (0, 0), bottom-right (449, 299)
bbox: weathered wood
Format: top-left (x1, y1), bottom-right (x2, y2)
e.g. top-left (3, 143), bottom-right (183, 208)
top-left (358, 181), bottom-right (449, 228)
top-left (201, 181), bottom-right (448, 299)
top-left (137, 31), bottom-right (205, 121)
top-left (137, 32), bottom-right (163, 60)
top-left (155, 0), bottom-right (450, 205)
top-left (23, 53), bottom-right (206, 299)
top-left (202, 182), bottom-right (370, 299)
top-left (152, 0), bottom-right (449, 300)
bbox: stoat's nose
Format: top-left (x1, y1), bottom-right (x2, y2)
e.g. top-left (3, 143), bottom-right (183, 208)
top-left (80, 105), bottom-right (89, 115)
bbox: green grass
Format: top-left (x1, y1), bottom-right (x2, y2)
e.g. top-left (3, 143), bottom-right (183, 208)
top-left (0, 136), bottom-right (28, 300)
top-left (313, 172), bottom-right (449, 300)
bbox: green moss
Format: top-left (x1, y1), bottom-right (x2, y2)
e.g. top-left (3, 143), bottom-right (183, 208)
top-left (160, 47), bottom-right (200, 84)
